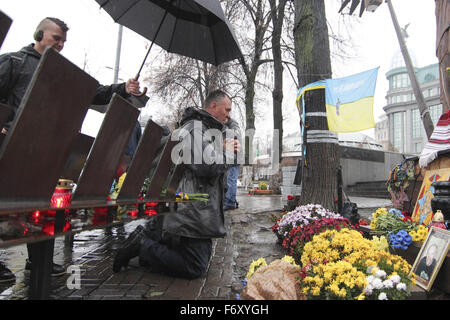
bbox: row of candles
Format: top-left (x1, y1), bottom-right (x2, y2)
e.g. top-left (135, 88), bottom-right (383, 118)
top-left (24, 179), bottom-right (159, 236)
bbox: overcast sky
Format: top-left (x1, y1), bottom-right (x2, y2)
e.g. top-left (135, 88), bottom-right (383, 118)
top-left (0, 0), bottom-right (439, 139)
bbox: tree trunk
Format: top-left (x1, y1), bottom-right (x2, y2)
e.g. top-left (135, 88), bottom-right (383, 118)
top-left (237, 0), bottom-right (272, 165)
top-left (269, 0), bottom-right (288, 164)
top-left (244, 79), bottom-right (256, 164)
top-left (299, 89), bottom-right (340, 211)
top-left (293, 0), bottom-right (338, 212)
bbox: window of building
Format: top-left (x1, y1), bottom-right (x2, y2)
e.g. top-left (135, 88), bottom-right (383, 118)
top-left (391, 73), bottom-right (410, 89)
top-left (430, 87), bottom-right (438, 97)
top-left (415, 142), bottom-right (422, 153)
top-left (393, 112), bottom-right (405, 152)
top-left (430, 104), bottom-right (443, 125)
top-left (411, 109), bottom-right (422, 139)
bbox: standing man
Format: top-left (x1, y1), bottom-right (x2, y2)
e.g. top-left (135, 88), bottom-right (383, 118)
top-left (113, 90), bottom-right (239, 279)
top-left (223, 117), bottom-right (242, 211)
top-left (0, 17), bottom-right (140, 133)
top-left (0, 17), bottom-right (140, 281)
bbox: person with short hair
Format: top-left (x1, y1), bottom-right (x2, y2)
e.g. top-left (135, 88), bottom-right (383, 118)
top-left (113, 89), bottom-right (239, 279)
top-left (0, 17), bottom-right (140, 133)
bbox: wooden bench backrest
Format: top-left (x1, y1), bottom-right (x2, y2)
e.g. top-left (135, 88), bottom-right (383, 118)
top-left (0, 11), bottom-right (13, 147)
top-left (0, 10), bottom-right (11, 49)
top-left (60, 132), bottom-right (94, 181)
top-left (117, 118), bottom-right (164, 203)
top-left (0, 48), bottom-right (98, 211)
top-left (71, 94), bottom-right (139, 205)
top-left (145, 139), bottom-right (178, 200)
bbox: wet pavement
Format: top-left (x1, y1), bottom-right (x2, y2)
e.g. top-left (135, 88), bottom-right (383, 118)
top-left (0, 191), bottom-right (390, 300)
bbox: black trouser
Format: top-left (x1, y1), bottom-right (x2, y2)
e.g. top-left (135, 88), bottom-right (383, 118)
top-left (138, 221), bottom-right (212, 279)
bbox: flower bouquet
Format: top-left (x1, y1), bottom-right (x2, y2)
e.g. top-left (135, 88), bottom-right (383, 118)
top-left (370, 208), bottom-right (416, 235)
top-left (370, 207), bottom-right (429, 251)
top-left (272, 204), bottom-right (342, 242)
top-left (281, 217), bottom-right (357, 264)
top-left (298, 228), bottom-right (415, 300)
top-left (388, 230), bottom-right (413, 250)
top-left (175, 192), bottom-right (209, 203)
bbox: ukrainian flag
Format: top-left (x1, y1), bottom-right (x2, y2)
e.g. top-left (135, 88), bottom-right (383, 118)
top-left (296, 67), bottom-right (379, 133)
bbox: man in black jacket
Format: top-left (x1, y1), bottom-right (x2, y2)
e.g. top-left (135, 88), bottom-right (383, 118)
top-left (113, 90), bottom-right (239, 279)
top-left (0, 17), bottom-right (141, 282)
top-left (0, 17), bottom-right (140, 133)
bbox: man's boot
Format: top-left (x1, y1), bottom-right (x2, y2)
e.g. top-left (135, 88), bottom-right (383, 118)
top-left (113, 225), bottom-right (144, 272)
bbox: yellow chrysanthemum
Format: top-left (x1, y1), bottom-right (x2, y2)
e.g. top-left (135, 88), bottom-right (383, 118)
top-left (246, 257), bottom-right (267, 279)
top-left (281, 255), bottom-right (299, 267)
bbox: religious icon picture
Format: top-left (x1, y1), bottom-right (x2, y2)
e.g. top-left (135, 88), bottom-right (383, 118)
top-left (412, 168), bottom-right (450, 226)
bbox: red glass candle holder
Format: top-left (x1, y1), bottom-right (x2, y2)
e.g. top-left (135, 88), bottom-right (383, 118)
top-left (50, 179), bottom-right (73, 208)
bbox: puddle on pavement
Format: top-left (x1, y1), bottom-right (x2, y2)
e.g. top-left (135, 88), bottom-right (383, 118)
top-left (230, 198), bottom-right (285, 298)
top-left (0, 219), bottom-right (145, 299)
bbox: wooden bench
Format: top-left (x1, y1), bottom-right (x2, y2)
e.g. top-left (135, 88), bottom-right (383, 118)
top-left (0, 13), bottom-right (183, 299)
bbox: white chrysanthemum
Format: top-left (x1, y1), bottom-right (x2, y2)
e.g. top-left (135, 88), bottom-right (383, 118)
top-left (389, 275), bottom-right (401, 285)
top-left (363, 284), bottom-right (373, 296)
top-left (396, 283), bottom-right (407, 291)
top-left (375, 269), bottom-right (387, 279)
top-left (378, 292), bottom-right (388, 300)
top-left (382, 279), bottom-right (393, 289)
top-left (372, 278), bottom-right (383, 290)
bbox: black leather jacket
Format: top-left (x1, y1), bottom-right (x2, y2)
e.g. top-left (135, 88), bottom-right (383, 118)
top-left (0, 44), bottom-right (129, 129)
top-left (163, 107), bottom-right (234, 239)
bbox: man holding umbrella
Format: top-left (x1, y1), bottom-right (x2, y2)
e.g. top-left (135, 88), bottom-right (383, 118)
top-left (113, 90), bottom-right (239, 279)
top-left (0, 17), bottom-right (141, 134)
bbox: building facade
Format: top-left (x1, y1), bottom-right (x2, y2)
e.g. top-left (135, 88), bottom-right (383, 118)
top-left (378, 52), bottom-right (442, 155)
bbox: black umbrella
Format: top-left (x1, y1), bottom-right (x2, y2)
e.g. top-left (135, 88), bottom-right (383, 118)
top-left (96, 0), bottom-right (242, 95)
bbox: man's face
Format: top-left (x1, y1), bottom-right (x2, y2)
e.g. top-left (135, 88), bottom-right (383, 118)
top-left (208, 96), bottom-right (232, 124)
top-left (36, 22), bottom-right (67, 53)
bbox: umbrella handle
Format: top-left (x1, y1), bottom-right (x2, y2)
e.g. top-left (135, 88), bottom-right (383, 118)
top-left (130, 74), bottom-right (147, 97)
top-left (130, 86), bottom-right (147, 97)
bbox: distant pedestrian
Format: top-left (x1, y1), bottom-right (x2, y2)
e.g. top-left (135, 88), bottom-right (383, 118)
top-left (223, 117), bottom-right (242, 211)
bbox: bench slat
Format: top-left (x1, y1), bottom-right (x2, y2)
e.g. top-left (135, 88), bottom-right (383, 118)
top-left (163, 164), bottom-right (185, 200)
top-left (0, 10), bottom-right (12, 49)
top-left (0, 48), bottom-right (98, 210)
top-left (145, 139), bottom-right (178, 200)
top-left (60, 132), bottom-right (94, 181)
top-left (117, 119), bottom-right (163, 202)
top-left (71, 94), bottom-right (139, 205)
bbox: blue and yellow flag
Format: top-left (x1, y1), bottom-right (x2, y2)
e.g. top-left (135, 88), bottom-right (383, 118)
top-left (296, 67), bottom-right (379, 133)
